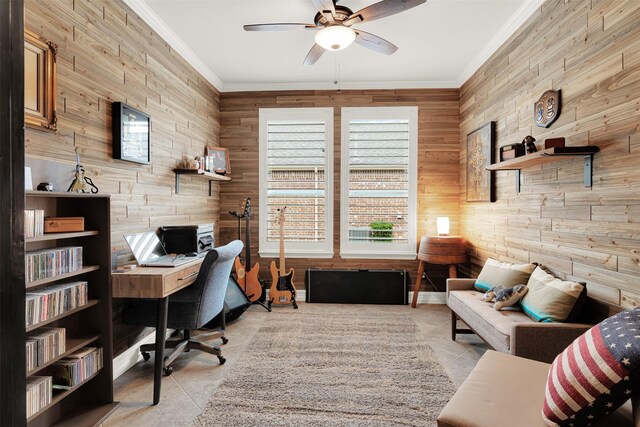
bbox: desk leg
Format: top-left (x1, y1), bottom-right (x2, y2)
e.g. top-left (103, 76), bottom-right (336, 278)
top-left (411, 260), bottom-right (425, 308)
top-left (153, 297), bottom-right (168, 405)
top-left (449, 265), bottom-right (457, 278)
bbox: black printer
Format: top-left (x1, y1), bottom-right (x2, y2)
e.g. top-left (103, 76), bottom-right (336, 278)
top-left (159, 223), bottom-right (214, 255)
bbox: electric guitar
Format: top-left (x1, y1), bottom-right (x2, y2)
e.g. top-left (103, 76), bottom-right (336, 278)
top-left (268, 207), bottom-right (297, 309)
top-left (232, 199), bottom-right (262, 302)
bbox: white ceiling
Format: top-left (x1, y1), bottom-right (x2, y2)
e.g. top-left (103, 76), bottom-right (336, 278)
top-left (125, 0), bottom-right (544, 92)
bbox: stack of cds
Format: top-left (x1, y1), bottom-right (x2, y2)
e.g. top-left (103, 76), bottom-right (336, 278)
top-left (25, 281), bottom-right (88, 327)
top-left (24, 210), bottom-right (45, 238)
top-left (26, 376), bottom-right (52, 418)
top-left (45, 347), bottom-right (103, 389)
top-left (26, 328), bottom-right (66, 373)
top-left (25, 246), bottom-right (83, 283)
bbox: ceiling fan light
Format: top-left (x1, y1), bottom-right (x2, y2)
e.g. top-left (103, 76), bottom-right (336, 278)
top-left (314, 25), bottom-right (356, 51)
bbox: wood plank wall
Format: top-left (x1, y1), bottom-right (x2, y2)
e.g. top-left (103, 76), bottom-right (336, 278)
top-left (459, 0), bottom-right (640, 307)
top-left (24, 0), bottom-right (222, 355)
top-left (219, 90), bottom-right (460, 290)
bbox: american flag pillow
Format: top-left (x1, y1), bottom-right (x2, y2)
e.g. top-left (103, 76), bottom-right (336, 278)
top-left (542, 307), bottom-right (640, 426)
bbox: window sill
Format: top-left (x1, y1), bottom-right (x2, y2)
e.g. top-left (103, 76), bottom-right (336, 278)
top-left (258, 250), bottom-right (334, 259)
top-left (339, 251), bottom-right (417, 260)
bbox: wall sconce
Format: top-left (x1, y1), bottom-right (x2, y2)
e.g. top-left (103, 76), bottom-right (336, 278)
top-left (436, 217), bottom-right (450, 236)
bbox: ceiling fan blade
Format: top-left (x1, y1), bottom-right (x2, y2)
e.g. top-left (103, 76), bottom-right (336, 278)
top-left (311, 0), bottom-right (336, 17)
top-left (354, 30), bottom-right (398, 55)
top-left (303, 44), bottom-right (325, 66)
top-left (344, 0), bottom-right (426, 26)
top-left (244, 23), bottom-right (317, 31)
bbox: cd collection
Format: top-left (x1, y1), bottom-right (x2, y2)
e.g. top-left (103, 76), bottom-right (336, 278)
top-left (25, 281), bottom-right (89, 327)
top-left (24, 209), bottom-right (45, 238)
top-left (25, 246), bottom-right (83, 283)
top-left (26, 376), bottom-right (52, 418)
top-left (45, 347), bottom-right (103, 389)
top-left (26, 327), bottom-right (66, 373)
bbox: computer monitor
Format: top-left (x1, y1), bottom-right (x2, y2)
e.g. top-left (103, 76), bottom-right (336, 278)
top-left (124, 231), bottom-right (167, 264)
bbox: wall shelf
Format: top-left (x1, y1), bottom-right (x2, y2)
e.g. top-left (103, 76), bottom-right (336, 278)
top-left (26, 231), bottom-right (98, 243)
top-left (26, 265), bottom-right (100, 290)
top-left (173, 168), bottom-right (231, 196)
top-left (486, 146), bottom-right (599, 192)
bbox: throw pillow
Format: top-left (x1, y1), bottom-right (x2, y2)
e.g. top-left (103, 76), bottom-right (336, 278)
top-left (542, 307), bottom-right (640, 426)
top-left (521, 267), bottom-right (586, 322)
top-left (494, 284), bottom-right (528, 310)
top-left (474, 258), bottom-right (537, 292)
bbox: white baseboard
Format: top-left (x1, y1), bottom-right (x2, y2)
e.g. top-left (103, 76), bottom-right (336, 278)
top-left (112, 329), bottom-right (173, 380)
top-left (409, 291), bottom-right (447, 304)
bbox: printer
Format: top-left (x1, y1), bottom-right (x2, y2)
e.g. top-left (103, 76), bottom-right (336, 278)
top-left (159, 223), bottom-right (214, 256)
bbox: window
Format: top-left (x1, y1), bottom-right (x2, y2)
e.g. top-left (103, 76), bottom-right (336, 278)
top-left (340, 107), bottom-right (418, 259)
top-left (259, 108), bottom-right (333, 258)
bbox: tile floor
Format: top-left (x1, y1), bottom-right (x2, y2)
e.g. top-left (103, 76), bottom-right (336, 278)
top-left (102, 303), bottom-right (489, 426)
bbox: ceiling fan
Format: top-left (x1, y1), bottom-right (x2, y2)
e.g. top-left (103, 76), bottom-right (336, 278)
top-left (243, 0), bottom-right (426, 65)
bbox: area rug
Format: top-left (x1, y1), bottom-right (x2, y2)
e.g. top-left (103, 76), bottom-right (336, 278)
top-left (194, 310), bottom-right (456, 426)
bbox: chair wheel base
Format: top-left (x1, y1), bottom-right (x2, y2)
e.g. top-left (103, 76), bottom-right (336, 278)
top-left (221, 336), bottom-right (229, 345)
top-left (142, 352), bottom-right (151, 362)
top-left (218, 356), bottom-right (226, 365)
top-left (164, 366), bottom-right (173, 376)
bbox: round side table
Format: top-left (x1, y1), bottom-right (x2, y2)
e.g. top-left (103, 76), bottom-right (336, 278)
top-left (411, 236), bottom-right (466, 308)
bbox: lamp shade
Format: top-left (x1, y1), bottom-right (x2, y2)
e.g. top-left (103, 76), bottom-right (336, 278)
top-left (436, 217), bottom-right (450, 236)
top-left (314, 25), bottom-right (356, 51)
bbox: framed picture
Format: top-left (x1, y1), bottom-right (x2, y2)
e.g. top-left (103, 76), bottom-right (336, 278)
top-left (466, 122), bottom-right (495, 203)
top-left (205, 147), bottom-right (230, 174)
top-left (24, 29), bottom-right (57, 132)
top-left (112, 102), bottom-right (151, 164)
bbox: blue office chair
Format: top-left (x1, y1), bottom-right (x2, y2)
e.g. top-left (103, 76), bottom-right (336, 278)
top-left (124, 240), bottom-right (243, 374)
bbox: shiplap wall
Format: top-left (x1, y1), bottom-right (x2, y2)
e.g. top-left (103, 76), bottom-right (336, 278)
top-left (25, 0), bottom-right (222, 355)
top-left (219, 90), bottom-right (460, 289)
top-left (459, 0), bottom-right (640, 308)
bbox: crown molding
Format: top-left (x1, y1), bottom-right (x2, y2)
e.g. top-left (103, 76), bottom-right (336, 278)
top-left (456, 0), bottom-right (545, 87)
top-left (121, 0), bottom-right (224, 91)
top-left (221, 79), bottom-right (459, 93)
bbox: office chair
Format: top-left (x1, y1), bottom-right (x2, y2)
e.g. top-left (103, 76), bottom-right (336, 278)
top-left (124, 240), bottom-right (243, 374)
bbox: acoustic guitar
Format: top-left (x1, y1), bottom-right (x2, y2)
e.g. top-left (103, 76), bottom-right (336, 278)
top-left (233, 198), bottom-right (262, 302)
top-left (268, 207), bottom-right (297, 309)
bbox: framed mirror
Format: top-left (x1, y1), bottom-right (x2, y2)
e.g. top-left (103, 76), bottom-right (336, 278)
top-left (24, 29), bottom-right (57, 132)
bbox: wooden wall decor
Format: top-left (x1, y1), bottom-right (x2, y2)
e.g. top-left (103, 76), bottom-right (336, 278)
top-left (24, 28), bottom-right (57, 131)
top-left (534, 90), bottom-right (560, 128)
top-left (459, 0), bottom-right (640, 307)
top-left (466, 122), bottom-right (494, 202)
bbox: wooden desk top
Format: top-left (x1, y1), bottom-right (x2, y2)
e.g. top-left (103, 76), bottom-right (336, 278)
top-left (112, 258), bottom-right (204, 299)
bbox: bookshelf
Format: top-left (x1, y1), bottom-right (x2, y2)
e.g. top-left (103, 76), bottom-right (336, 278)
top-left (25, 192), bottom-right (117, 426)
top-left (173, 168), bottom-right (231, 196)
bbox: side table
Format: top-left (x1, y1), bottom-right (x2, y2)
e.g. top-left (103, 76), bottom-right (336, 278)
top-left (411, 236), bottom-right (466, 308)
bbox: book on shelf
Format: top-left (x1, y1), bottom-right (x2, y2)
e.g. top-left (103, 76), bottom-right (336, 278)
top-left (25, 246), bottom-right (83, 283)
top-left (24, 209), bottom-right (45, 239)
top-left (26, 376), bottom-right (52, 419)
top-left (26, 327), bottom-right (66, 373)
top-left (25, 281), bottom-right (88, 327)
top-left (44, 347), bottom-right (103, 390)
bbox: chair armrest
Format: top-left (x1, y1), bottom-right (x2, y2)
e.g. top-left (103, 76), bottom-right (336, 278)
top-left (510, 322), bottom-right (592, 363)
top-left (446, 279), bottom-right (477, 305)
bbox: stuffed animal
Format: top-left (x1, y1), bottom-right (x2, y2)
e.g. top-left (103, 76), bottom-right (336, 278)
top-left (522, 135), bottom-right (537, 154)
top-left (482, 285), bottom-right (505, 302)
top-left (494, 285), bottom-right (528, 310)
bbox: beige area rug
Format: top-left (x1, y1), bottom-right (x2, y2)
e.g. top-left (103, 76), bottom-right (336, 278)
top-left (194, 310), bottom-right (456, 426)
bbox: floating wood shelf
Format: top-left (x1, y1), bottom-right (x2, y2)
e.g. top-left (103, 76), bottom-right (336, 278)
top-left (173, 168), bottom-right (231, 196)
top-left (26, 230), bottom-right (98, 243)
top-left (486, 146), bottom-right (599, 192)
top-left (26, 265), bottom-right (100, 290)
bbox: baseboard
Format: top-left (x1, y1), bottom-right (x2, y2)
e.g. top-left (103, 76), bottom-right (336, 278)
top-left (409, 291), bottom-right (447, 304)
top-left (112, 329), bottom-right (174, 380)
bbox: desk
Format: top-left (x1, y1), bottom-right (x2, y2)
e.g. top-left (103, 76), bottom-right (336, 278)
top-left (112, 258), bottom-right (204, 405)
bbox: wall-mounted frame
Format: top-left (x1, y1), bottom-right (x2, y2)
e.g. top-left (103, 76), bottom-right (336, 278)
top-left (112, 102), bottom-right (151, 164)
top-left (205, 146), bottom-right (230, 174)
top-left (466, 122), bottom-right (495, 203)
top-left (24, 29), bottom-right (57, 132)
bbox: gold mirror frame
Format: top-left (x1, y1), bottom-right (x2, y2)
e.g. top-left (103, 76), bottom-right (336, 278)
top-left (24, 29), bottom-right (57, 132)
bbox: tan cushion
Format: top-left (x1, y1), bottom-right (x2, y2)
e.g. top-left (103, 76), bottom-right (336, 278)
top-left (474, 258), bottom-right (537, 293)
top-left (437, 350), bottom-right (634, 427)
top-left (520, 266), bottom-right (586, 322)
top-left (449, 290), bottom-right (534, 352)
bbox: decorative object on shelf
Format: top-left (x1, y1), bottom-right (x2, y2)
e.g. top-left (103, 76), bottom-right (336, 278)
top-left (25, 166), bottom-right (34, 191)
top-left (194, 155), bottom-right (205, 171)
top-left (206, 146), bottom-right (230, 175)
top-left (499, 143), bottom-right (525, 161)
top-left (24, 29), bottom-right (58, 132)
top-left (112, 101), bottom-right (151, 164)
top-left (44, 217), bottom-right (85, 233)
top-left (436, 217), bottom-right (450, 236)
top-left (534, 89), bottom-right (561, 128)
top-left (68, 148), bottom-right (99, 193)
top-left (522, 135), bottom-right (537, 154)
top-left (37, 182), bottom-right (54, 191)
top-left (183, 157), bottom-right (200, 170)
top-left (466, 122), bottom-right (495, 203)
top-left (544, 137), bottom-right (565, 149)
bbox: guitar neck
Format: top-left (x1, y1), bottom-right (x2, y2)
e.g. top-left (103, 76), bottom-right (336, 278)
top-left (245, 212), bottom-right (251, 267)
top-left (279, 221), bottom-right (285, 274)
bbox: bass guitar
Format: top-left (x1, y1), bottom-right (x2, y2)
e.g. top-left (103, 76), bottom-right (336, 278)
top-left (232, 198), bottom-right (262, 302)
top-left (268, 207), bottom-right (298, 309)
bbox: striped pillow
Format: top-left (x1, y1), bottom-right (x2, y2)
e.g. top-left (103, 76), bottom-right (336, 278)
top-left (473, 258), bottom-right (537, 292)
top-left (542, 308), bottom-right (640, 426)
top-left (520, 267), bottom-right (585, 323)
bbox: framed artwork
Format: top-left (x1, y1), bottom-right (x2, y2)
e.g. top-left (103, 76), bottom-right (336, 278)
top-left (205, 147), bottom-right (230, 174)
top-left (112, 102), bottom-right (151, 164)
top-left (24, 29), bottom-right (57, 131)
top-left (466, 122), bottom-right (495, 203)
top-left (534, 90), bottom-right (561, 128)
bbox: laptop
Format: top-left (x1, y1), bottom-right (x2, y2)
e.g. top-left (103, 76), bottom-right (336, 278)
top-left (124, 231), bottom-right (193, 268)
